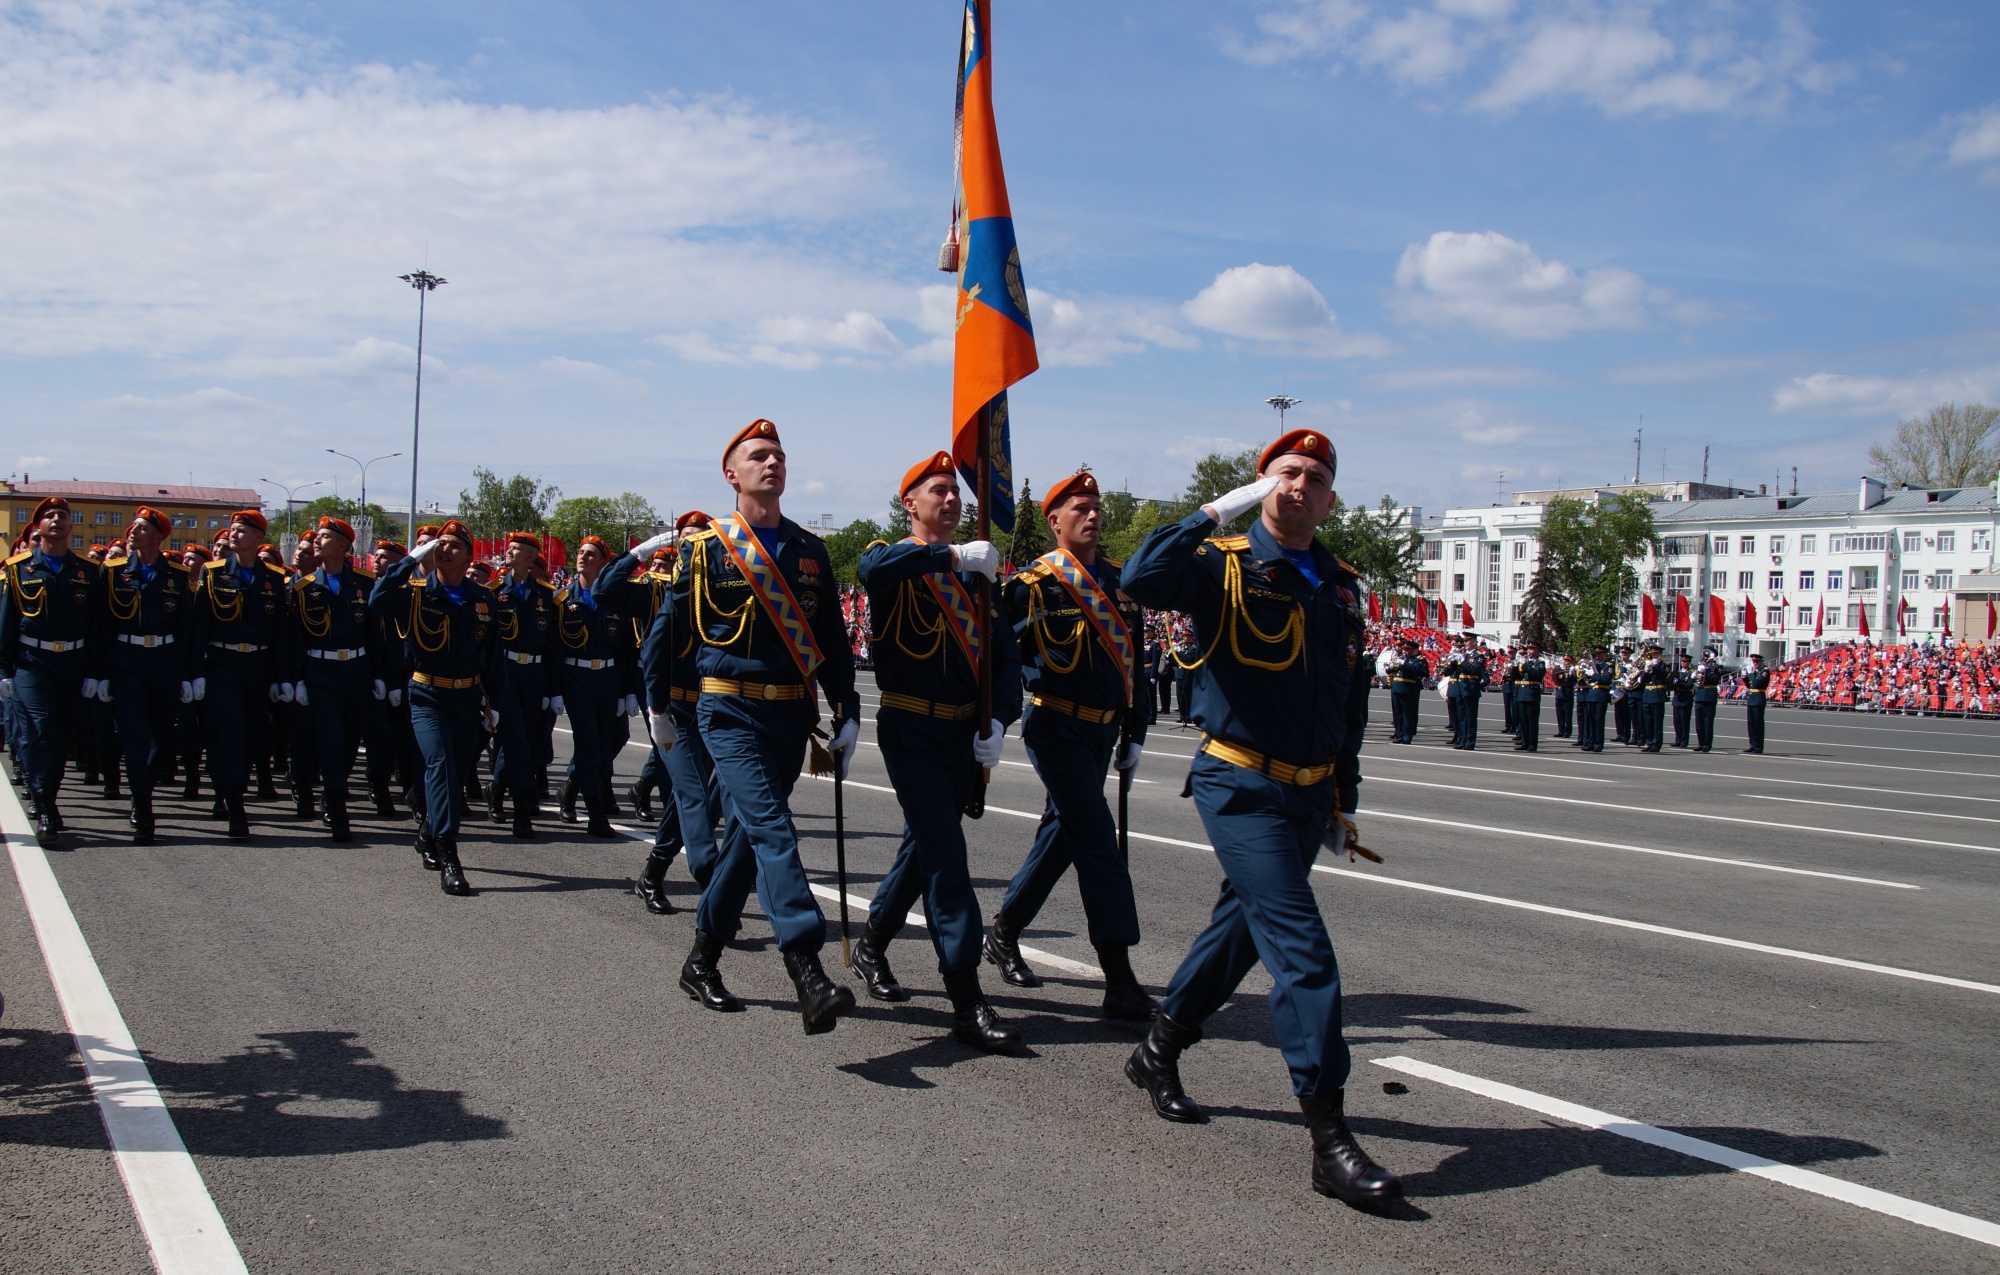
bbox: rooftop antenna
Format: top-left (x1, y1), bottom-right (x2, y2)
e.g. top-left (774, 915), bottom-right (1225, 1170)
top-left (1495, 470), bottom-right (1506, 505)
top-left (1633, 419), bottom-right (1643, 484)
top-left (1702, 445), bottom-right (1710, 484)
top-left (1790, 466), bottom-right (1798, 497)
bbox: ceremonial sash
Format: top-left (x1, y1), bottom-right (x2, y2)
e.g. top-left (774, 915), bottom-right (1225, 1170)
top-left (904, 536), bottom-right (980, 668)
top-left (1037, 548), bottom-right (1133, 706)
top-left (713, 514), bottom-right (824, 684)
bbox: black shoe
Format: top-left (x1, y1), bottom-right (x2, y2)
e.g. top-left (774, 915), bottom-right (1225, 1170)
top-left (224, 795), bottom-right (251, 840)
top-left (603, 791), bottom-right (623, 819)
top-left (181, 768), bottom-right (202, 801)
top-left (486, 782), bottom-right (506, 826)
top-left (1300, 1089), bottom-right (1401, 1205)
top-left (585, 796), bottom-right (615, 838)
top-left (131, 796), bottom-right (155, 846)
top-left (1125, 1012), bottom-right (1206, 1123)
top-left (256, 767), bottom-right (279, 801)
top-left (295, 787), bottom-right (316, 819)
top-left (326, 794), bottom-right (352, 843)
top-left (851, 927), bottom-right (908, 1001)
top-left (103, 775), bottom-right (120, 800)
top-left (783, 949), bottom-right (855, 1035)
top-left (628, 780), bottom-right (654, 822)
top-left (1096, 945), bottom-right (1157, 1022)
top-left (679, 930), bottom-right (743, 1012)
top-left (558, 776), bottom-right (580, 824)
top-left (210, 796), bottom-right (226, 819)
top-left (943, 968), bottom-right (1021, 1052)
top-left (415, 814), bottom-right (441, 871)
top-left (635, 851), bottom-right (674, 914)
top-left (436, 836), bottom-right (472, 896)
top-left (511, 799), bottom-right (535, 840)
top-left (371, 780), bottom-right (398, 819)
top-left (983, 916), bottom-right (1042, 988)
top-left (31, 794), bottom-right (59, 847)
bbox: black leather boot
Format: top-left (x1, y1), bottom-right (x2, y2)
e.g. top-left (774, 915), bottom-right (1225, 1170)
top-left (295, 784), bottom-right (316, 819)
top-left (679, 930), bottom-right (743, 1012)
top-left (1299, 1089), bottom-right (1402, 1204)
top-left (371, 779), bottom-right (397, 818)
top-left (1125, 1011), bottom-right (1206, 1123)
top-left (132, 795), bottom-right (156, 846)
top-left (1096, 944), bottom-right (1157, 1022)
top-left (180, 759), bottom-right (201, 801)
top-left (635, 851), bottom-right (674, 914)
top-left (511, 791), bottom-right (535, 840)
top-left (851, 926), bottom-right (908, 1001)
top-left (602, 785), bottom-right (622, 818)
top-left (584, 793), bottom-right (615, 838)
top-left (256, 762), bottom-right (279, 801)
top-left (224, 795), bottom-right (251, 840)
top-left (210, 796), bottom-right (226, 819)
top-left (486, 781), bottom-right (506, 825)
top-left (31, 793), bottom-right (59, 847)
top-left (326, 793), bottom-right (352, 843)
top-left (627, 777), bottom-right (654, 821)
top-left (982, 914), bottom-right (1043, 988)
top-left (783, 949), bottom-right (855, 1035)
top-left (414, 813), bottom-right (440, 870)
top-left (103, 771), bottom-right (120, 800)
top-left (943, 968), bottom-right (1021, 1052)
top-left (558, 776), bottom-right (580, 824)
top-left (436, 835), bottom-right (472, 896)
top-left (463, 771), bottom-right (482, 810)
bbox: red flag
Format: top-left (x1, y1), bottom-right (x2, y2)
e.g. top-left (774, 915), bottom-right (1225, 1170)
top-left (1857, 601), bottom-right (1870, 639)
top-left (1460, 600), bottom-right (1475, 628)
top-left (1814, 595), bottom-right (1823, 638)
top-left (1987, 598), bottom-right (1995, 639)
top-left (1897, 599), bottom-right (1908, 637)
top-left (1779, 596), bottom-right (1790, 634)
top-left (1943, 606), bottom-right (1952, 638)
top-left (1640, 594), bottom-right (1659, 632)
top-left (1415, 597), bottom-right (1428, 627)
top-left (1673, 594), bottom-right (1690, 632)
top-left (1743, 597), bottom-right (1757, 634)
top-left (1367, 591), bottom-right (1382, 623)
top-left (1708, 593), bottom-right (1726, 633)
top-left (546, 535), bottom-right (567, 571)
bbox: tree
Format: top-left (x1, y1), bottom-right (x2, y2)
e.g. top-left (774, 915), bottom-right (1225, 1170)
top-left (295, 494), bottom-right (388, 529)
top-left (1538, 494), bottom-right (1657, 654)
top-left (884, 495), bottom-right (912, 540)
top-left (1007, 480), bottom-right (1049, 563)
top-left (1102, 497), bottom-right (1169, 564)
top-left (1321, 495), bottom-right (1423, 597)
top-left (1867, 402), bottom-right (2000, 489)
top-left (457, 468), bottom-right (559, 539)
top-left (546, 492), bottom-right (660, 552)
top-left (823, 517), bottom-right (885, 586)
top-left (1180, 449), bottom-right (1260, 533)
top-left (1516, 563), bottom-right (1569, 650)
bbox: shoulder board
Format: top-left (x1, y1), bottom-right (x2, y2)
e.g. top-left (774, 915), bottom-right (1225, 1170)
top-left (291, 576), bottom-right (312, 593)
top-left (1335, 557), bottom-right (1361, 576)
top-left (681, 528), bottom-right (717, 545)
top-left (352, 563), bottom-right (376, 579)
top-left (263, 560), bottom-right (289, 577)
top-left (1101, 556), bottom-right (1124, 571)
top-left (793, 526), bottom-right (824, 544)
top-left (203, 559), bottom-right (227, 571)
top-left (1015, 560), bottom-right (1056, 582)
top-left (167, 559), bottom-right (190, 574)
top-left (1207, 535), bottom-right (1251, 553)
top-left (5, 550), bottom-right (29, 566)
top-left (104, 553), bottom-right (129, 566)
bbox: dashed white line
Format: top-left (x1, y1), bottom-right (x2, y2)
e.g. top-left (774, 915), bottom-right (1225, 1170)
top-left (1742, 793), bottom-right (2000, 825)
top-left (1372, 1055), bottom-right (2000, 1251)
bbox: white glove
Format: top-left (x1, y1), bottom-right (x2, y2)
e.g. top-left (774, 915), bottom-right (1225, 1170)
top-left (487, 711), bottom-right (500, 734)
top-left (372, 679), bottom-right (386, 701)
top-left (0, 678), bottom-right (12, 701)
top-left (954, 540), bottom-right (1001, 582)
top-left (98, 679), bottom-right (114, 702)
top-left (550, 695), bottom-right (564, 714)
top-left (180, 681), bottom-right (194, 705)
top-left (271, 682), bottom-right (292, 703)
top-left (1115, 740), bottom-right (1143, 777)
top-left (408, 537), bottom-right (441, 563)
top-left (1202, 475), bottom-right (1280, 525)
top-left (828, 717), bottom-right (861, 781)
top-left (634, 530), bottom-right (675, 558)
top-left (294, 681), bottom-right (309, 706)
top-left (649, 710), bottom-right (678, 753)
top-left (539, 695), bottom-right (550, 710)
top-left (388, 687), bottom-right (403, 707)
top-left (80, 677), bottom-right (98, 700)
top-left (192, 676), bottom-right (206, 701)
top-left (973, 718), bottom-right (1006, 767)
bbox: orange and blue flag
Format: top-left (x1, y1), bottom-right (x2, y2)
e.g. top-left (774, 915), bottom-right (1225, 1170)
top-left (947, 0), bottom-right (1038, 533)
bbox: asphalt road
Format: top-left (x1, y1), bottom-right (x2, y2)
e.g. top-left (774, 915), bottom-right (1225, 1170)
top-left (4, 685), bottom-right (1999, 1273)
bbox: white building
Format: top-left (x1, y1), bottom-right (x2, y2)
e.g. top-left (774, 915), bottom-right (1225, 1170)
top-left (1414, 476), bottom-right (2000, 658)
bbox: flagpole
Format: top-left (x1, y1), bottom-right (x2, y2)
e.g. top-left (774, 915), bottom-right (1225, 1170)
top-left (970, 398), bottom-right (993, 819)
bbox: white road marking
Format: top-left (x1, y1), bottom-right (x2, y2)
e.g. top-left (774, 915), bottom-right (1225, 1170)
top-left (1741, 794), bottom-right (2000, 825)
top-left (0, 784), bottom-right (248, 1275)
top-left (1369, 775), bottom-right (2000, 855)
top-left (1372, 1055), bottom-right (2000, 1251)
top-left (1763, 735), bottom-right (2000, 760)
top-left (1371, 755), bottom-right (1617, 782)
top-left (1314, 865), bottom-right (2000, 995)
top-left (1363, 810), bottom-right (1916, 888)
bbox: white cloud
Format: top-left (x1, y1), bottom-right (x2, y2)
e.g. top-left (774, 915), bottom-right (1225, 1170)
top-left (1183, 263), bottom-right (1390, 357)
top-left (1449, 404), bottom-right (1529, 446)
top-left (221, 337), bottom-right (425, 388)
top-left (1224, 1), bottom-right (1842, 118)
top-left (1943, 103), bottom-right (2000, 179)
top-left (1392, 231), bottom-right (1684, 339)
top-left (1771, 365), bottom-right (2000, 418)
top-left (1364, 364), bottom-right (1553, 390)
top-left (98, 386), bottom-right (280, 417)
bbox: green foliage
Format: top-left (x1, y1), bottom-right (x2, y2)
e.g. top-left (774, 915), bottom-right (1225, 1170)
top-left (1102, 497), bottom-right (1169, 565)
top-left (294, 494), bottom-right (388, 529)
top-left (884, 495), bottom-right (912, 540)
top-left (1517, 563), bottom-right (1568, 650)
top-left (456, 468), bottom-right (559, 539)
top-left (1006, 480), bottom-right (1049, 563)
top-left (1180, 449), bottom-right (1261, 533)
top-left (1539, 494), bottom-right (1657, 654)
top-left (1319, 495), bottom-right (1424, 595)
top-left (824, 517), bottom-right (886, 586)
top-left (547, 492), bottom-right (659, 551)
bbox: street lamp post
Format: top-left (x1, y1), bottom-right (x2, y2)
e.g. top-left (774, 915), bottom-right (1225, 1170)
top-left (326, 449), bottom-right (402, 527)
top-left (260, 479), bottom-right (326, 545)
top-left (1265, 395), bottom-right (1302, 431)
top-left (398, 270), bottom-right (447, 546)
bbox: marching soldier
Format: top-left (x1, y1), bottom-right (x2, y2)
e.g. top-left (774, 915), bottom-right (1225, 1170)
top-left (1742, 653), bottom-right (1770, 754)
top-left (368, 539), bottom-right (412, 815)
top-left (370, 520), bottom-right (501, 894)
top-left (1510, 639), bottom-right (1547, 751)
top-left (1122, 428), bottom-right (1401, 1206)
top-left (0, 498), bottom-right (100, 843)
top-left (1577, 644), bottom-right (1613, 752)
top-left (637, 512), bottom-right (726, 914)
top-left (1445, 632), bottom-right (1487, 750)
top-left (287, 516), bottom-right (392, 842)
top-left (1385, 637), bottom-right (1426, 744)
top-left (660, 418), bottom-right (860, 1035)
top-left (1612, 644), bottom-right (1635, 745)
top-left (189, 509), bottom-right (292, 840)
top-left (486, 532), bottom-right (560, 837)
top-left (1501, 644), bottom-right (1519, 738)
top-left (592, 536), bottom-right (679, 820)
top-left (984, 468), bottom-right (1154, 1022)
top-left (556, 535), bottom-right (629, 837)
top-left (174, 542), bottom-right (214, 800)
top-left (848, 452), bottom-right (1024, 1049)
top-left (1638, 643), bottom-right (1670, 753)
top-left (1552, 653), bottom-right (1576, 739)
top-left (100, 507), bottom-right (197, 844)
top-left (1670, 652), bottom-right (1696, 748)
top-left (1691, 646), bottom-right (1724, 752)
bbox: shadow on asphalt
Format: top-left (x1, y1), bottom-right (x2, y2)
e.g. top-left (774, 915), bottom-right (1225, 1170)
top-left (0, 1027), bottom-right (508, 1157)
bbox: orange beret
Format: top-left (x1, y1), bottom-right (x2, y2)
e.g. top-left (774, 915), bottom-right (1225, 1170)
top-left (674, 510), bottom-right (712, 533)
top-left (133, 505), bottom-right (171, 535)
top-left (900, 451), bottom-right (958, 496)
top-left (650, 546), bottom-right (673, 562)
top-left (231, 508), bottom-right (268, 533)
top-left (505, 531), bottom-right (542, 551)
top-left (1258, 428), bottom-right (1336, 479)
top-left (374, 539), bottom-right (403, 553)
top-left (29, 496), bottom-right (70, 522)
top-left (415, 524), bottom-right (442, 540)
top-left (578, 534), bottom-right (608, 554)
top-left (182, 544), bottom-right (213, 562)
top-left (1042, 470), bottom-right (1100, 517)
top-left (721, 417), bottom-right (780, 468)
top-left (318, 515), bottom-right (356, 543)
top-left (436, 519), bottom-right (473, 548)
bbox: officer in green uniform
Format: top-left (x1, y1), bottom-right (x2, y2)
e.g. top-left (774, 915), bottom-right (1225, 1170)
top-left (1691, 647), bottom-right (1724, 752)
top-left (486, 531), bottom-right (560, 837)
top-left (189, 509), bottom-right (292, 840)
top-left (1742, 653), bottom-right (1770, 753)
top-left (1510, 640), bottom-right (1547, 751)
top-left (1, 498), bottom-right (100, 843)
top-left (1122, 427), bottom-right (1400, 1206)
top-left (1385, 637), bottom-right (1427, 743)
top-left (100, 506), bottom-right (197, 844)
top-left (287, 516), bottom-right (392, 842)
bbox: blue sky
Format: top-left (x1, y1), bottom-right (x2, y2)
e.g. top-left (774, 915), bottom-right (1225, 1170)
top-left (3, 0), bottom-right (1997, 525)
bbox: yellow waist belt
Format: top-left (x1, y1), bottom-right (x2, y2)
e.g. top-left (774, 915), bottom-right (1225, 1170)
top-left (411, 672), bottom-right (480, 690)
top-left (669, 685), bottom-right (696, 703)
top-left (1201, 736), bottom-right (1337, 787)
top-left (700, 677), bottom-right (805, 702)
top-left (880, 691), bottom-right (978, 721)
top-left (1030, 693), bottom-right (1120, 725)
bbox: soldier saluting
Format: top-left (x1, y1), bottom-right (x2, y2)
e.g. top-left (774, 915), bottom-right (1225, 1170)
top-left (1122, 428), bottom-right (1401, 1207)
top-left (285, 516), bottom-right (393, 843)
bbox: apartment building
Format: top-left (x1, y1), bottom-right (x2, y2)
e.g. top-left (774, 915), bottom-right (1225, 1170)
top-left (3, 479), bottom-right (264, 554)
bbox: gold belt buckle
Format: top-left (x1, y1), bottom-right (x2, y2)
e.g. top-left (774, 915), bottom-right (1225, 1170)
top-left (761, 683), bottom-right (779, 701)
top-left (336, 650), bottom-right (350, 662)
